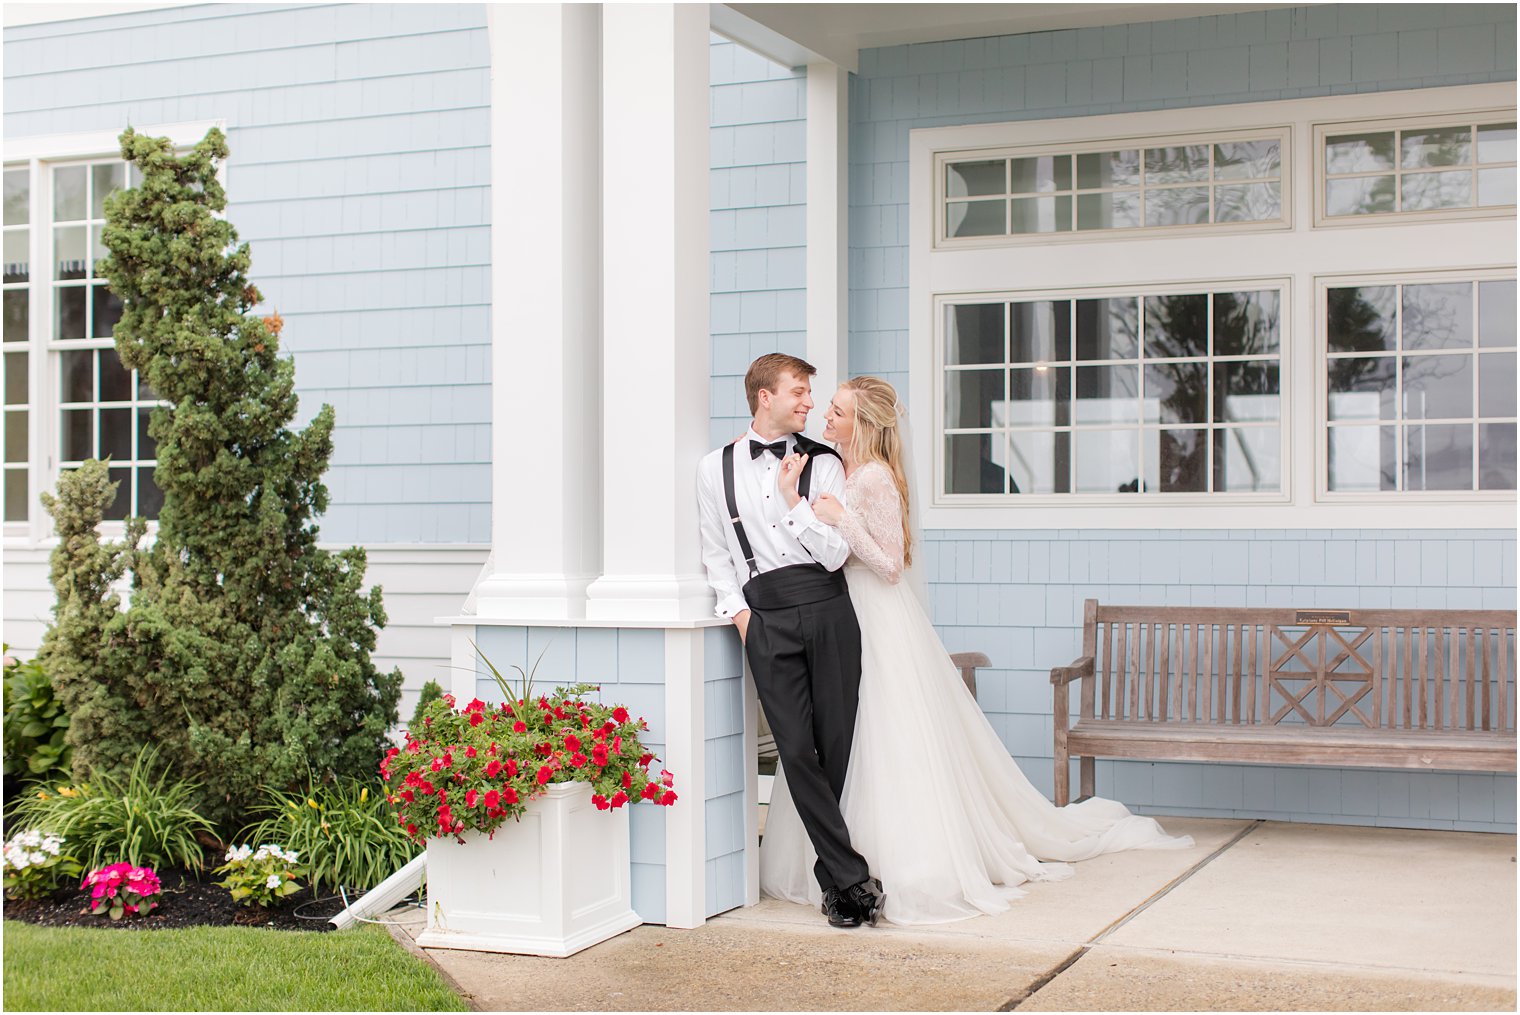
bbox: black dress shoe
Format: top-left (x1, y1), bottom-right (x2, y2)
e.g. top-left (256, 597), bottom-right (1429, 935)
top-left (844, 877), bottom-right (886, 927)
top-left (821, 886), bottom-right (862, 928)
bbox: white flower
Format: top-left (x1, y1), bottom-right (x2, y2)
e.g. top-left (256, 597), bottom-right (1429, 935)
top-left (265, 874), bottom-right (282, 889)
top-left (282, 850), bottom-right (299, 863)
top-left (27, 851), bottom-right (47, 866)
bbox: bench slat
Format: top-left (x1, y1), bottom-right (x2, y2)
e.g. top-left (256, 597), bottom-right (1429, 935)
top-left (1067, 722), bottom-right (1516, 772)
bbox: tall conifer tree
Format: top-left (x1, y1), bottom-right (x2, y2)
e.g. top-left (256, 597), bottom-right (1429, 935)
top-left (40, 128), bottom-right (401, 826)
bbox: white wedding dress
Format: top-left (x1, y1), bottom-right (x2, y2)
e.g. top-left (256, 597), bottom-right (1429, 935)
top-left (759, 462), bottom-right (1193, 925)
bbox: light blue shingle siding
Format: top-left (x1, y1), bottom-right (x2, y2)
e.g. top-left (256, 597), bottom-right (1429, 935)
top-left (4, 3), bottom-right (491, 545)
top-left (708, 35), bottom-right (808, 448)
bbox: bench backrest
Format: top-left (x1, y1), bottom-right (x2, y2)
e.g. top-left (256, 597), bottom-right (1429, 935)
top-left (1083, 600), bottom-right (1518, 734)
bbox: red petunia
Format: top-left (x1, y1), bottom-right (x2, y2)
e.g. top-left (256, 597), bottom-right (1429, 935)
top-left (641, 783), bottom-right (658, 800)
top-left (512, 721), bottom-right (527, 733)
top-left (613, 707), bottom-right (630, 724)
top-left (639, 753), bottom-right (654, 767)
top-left (660, 790), bottom-right (678, 806)
top-left (503, 787), bottom-right (519, 805)
top-left (466, 697), bottom-right (485, 713)
top-left (465, 789), bottom-right (479, 808)
top-left (486, 759), bottom-right (502, 778)
top-left (536, 765), bottom-right (554, 785)
top-left (592, 744), bottom-right (609, 766)
top-left (568, 752), bottom-right (588, 769)
top-left (610, 790), bottom-right (628, 808)
top-left (622, 771), bottom-right (633, 789)
top-left (483, 789), bottom-right (500, 809)
top-left (465, 746), bottom-right (477, 758)
top-left (564, 734), bottom-right (581, 753)
top-left (592, 794), bottom-right (610, 811)
top-left (505, 759), bottom-right (519, 777)
top-left (469, 713), bottom-right (484, 727)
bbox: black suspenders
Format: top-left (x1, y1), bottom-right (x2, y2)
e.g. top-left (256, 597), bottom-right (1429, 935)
top-left (722, 438), bottom-right (835, 581)
top-left (721, 442), bottom-right (761, 580)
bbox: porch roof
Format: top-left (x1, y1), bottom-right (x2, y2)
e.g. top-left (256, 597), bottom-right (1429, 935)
top-left (714, 2), bottom-right (1302, 71)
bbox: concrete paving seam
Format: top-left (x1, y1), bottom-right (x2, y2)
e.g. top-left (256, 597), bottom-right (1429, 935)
top-left (1002, 819), bottom-right (1265, 1011)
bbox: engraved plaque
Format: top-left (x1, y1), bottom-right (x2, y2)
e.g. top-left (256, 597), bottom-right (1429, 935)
top-left (1295, 609), bottom-right (1351, 626)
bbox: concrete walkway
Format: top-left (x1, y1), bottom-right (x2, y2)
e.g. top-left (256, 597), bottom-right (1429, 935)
top-left (386, 818), bottom-right (1517, 1011)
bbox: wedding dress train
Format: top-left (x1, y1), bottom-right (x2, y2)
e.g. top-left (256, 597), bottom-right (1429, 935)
top-left (758, 462), bottom-right (1192, 925)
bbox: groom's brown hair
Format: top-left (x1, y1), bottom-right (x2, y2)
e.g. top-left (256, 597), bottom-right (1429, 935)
top-left (745, 353), bottom-right (816, 415)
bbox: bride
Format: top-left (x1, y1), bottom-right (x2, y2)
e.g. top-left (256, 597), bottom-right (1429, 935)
top-left (759, 375), bottom-right (1192, 926)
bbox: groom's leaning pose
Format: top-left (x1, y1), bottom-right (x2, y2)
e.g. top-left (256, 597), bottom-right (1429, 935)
top-left (696, 353), bottom-right (885, 928)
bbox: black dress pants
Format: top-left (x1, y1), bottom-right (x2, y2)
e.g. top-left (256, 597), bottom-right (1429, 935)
top-left (744, 565), bottom-right (869, 892)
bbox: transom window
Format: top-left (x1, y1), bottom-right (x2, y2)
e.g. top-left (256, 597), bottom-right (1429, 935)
top-left (940, 130), bottom-right (1286, 244)
top-left (940, 285), bottom-right (1283, 497)
top-left (1325, 276), bottom-right (1516, 494)
top-left (1319, 115), bottom-right (1516, 221)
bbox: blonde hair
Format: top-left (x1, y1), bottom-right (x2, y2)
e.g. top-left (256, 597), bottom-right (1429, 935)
top-left (839, 376), bottom-right (913, 569)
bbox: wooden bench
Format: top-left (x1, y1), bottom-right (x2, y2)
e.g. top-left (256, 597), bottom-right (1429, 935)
top-left (1050, 600), bottom-right (1517, 806)
top-left (759, 652), bottom-right (989, 763)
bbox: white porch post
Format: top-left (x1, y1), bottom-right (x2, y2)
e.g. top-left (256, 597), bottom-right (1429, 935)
top-left (586, 3), bottom-right (712, 623)
top-left (592, 2), bottom-right (714, 930)
top-left (805, 60), bottom-right (850, 403)
top-left (474, 4), bottom-right (602, 621)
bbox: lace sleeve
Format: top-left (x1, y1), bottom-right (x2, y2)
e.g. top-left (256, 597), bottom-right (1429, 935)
top-left (838, 464), bottom-right (904, 584)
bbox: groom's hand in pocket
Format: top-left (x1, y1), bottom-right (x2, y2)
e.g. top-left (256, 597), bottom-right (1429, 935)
top-left (733, 609), bottom-right (751, 644)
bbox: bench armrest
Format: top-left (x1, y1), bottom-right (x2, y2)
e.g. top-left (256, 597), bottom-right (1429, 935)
top-left (1050, 655), bottom-right (1094, 686)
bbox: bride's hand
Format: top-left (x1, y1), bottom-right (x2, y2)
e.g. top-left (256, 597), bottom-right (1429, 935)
top-left (813, 492), bottom-right (844, 525)
top-left (777, 453), bottom-right (808, 508)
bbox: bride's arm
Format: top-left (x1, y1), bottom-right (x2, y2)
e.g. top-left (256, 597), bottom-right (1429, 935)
top-left (834, 466), bottom-right (904, 584)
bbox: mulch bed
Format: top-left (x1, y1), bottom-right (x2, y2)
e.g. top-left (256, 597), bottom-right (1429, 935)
top-left (2, 869), bottom-right (376, 932)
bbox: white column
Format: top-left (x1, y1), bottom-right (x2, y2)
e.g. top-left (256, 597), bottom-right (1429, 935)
top-left (662, 628), bottom-right (706, 927)
top-left (805, 61), bottom-right (850, 407)
top-left (474, 4), bottom-right (602, 620)
top-left (586, 3), bottom-right (713, 622)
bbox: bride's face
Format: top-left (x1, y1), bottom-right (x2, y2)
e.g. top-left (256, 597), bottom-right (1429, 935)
top-left (823, 388), bottom-right (855, 446)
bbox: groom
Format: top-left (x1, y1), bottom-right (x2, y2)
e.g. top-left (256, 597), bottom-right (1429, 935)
top-left (695, 353), bottom-right (885, 928)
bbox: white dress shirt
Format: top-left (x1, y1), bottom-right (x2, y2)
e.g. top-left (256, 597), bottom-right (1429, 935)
top-left (696, 428), bottom-right (850, 619)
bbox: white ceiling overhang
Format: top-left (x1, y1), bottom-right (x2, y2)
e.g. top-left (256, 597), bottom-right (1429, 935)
top-left (712, 3), bottom-right (1306, 72)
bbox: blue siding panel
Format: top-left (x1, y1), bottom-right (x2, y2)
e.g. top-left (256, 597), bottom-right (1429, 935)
top-left (3, 4), bottom-right (491, 545)
top-left (708, 35), bottom-right (808, 447)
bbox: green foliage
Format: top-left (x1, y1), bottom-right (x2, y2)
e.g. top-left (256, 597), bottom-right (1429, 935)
top-left (3, 922), bottom-right (470, 1013)
top-left (2, 649), bottom-right (72, 794)
top-left (239, 778), bottom-right (419, 893)
top-left (410, 679), bottom-right (444, 729)
top-left (12, 749), bottom-right (213, 872)
top-left (37, 127), bottom-right (401, 829)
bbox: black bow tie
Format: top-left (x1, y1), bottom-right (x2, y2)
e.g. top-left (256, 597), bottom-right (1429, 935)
top-left (749, 439), bottom-right (788, 460)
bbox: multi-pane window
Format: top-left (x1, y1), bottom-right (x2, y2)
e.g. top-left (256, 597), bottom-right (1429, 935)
top-left (941, 286), bottom-right (1283, 497)
top-left (1326, 278), bottom-right (1516, 493)
top-left (3, 168), bottom-right (29, 521)
top-left (1321, 117), bottom-right (1516, 219)
top-left (942, 133), bottom-right (1285, 242)
top-left (50, 159), bottom-right (161, 520)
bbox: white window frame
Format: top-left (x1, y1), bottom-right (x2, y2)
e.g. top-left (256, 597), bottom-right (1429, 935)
top-left (4, 121), bottom-right (223, 548)
top-left (935, 125), bottom-right (1292, 250)
top-left (1313, 109), bottom-right (1517, 229)
top-left (1315, 265), bottom-right (1517, 503)
top-left (909, 82), bottom-right (1516, 531)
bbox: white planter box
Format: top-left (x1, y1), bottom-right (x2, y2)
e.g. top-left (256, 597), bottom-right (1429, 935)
top-left (415, 781), bottom-right (643, 957)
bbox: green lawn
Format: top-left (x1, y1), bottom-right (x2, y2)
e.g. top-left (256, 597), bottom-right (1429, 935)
top-left (2, 921), bottom-right (469, 1012)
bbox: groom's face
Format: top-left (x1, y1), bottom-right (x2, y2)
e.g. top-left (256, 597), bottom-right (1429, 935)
top-left (761, 370), bottom-right (814, 434)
